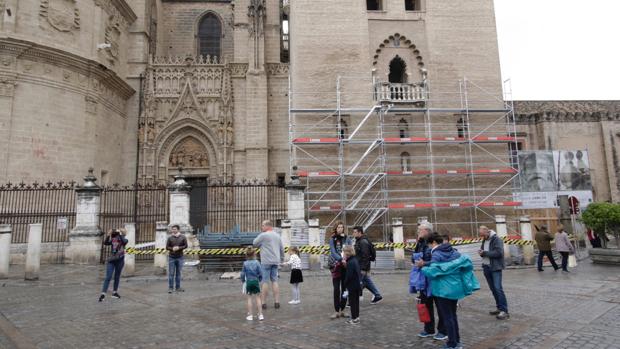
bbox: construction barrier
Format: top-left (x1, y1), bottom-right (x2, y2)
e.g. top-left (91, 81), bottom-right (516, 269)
top-left (125, 237), bottom-right (534, 256)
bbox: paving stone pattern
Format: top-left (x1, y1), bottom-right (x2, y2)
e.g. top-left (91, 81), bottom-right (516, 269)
top-left (0, 261), bottom-right (619, 349)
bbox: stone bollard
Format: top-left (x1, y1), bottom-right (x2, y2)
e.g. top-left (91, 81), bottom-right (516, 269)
top-left (392, 217), bottom-right (406, 269)
top-left (154, 221), bottom-right (168, 275)
top-left (0, 224), bottom-right (11, 279)
top-left (308, 218), bottom-right (321, 270)
top-left (25, 223), bottom-right (42, 280)
top-left (495, 215), bottom-right (511, 262)
top-left (123, 223), bottom-right (136, 277)
top-left (519, 216), bottom-right (535, 265)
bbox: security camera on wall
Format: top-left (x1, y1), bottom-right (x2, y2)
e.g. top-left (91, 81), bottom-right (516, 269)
top-left (97, 43), bottom-right (112, 50)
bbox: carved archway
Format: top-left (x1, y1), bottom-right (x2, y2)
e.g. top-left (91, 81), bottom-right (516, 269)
top-left (155, 120), bottom-right (221, 181)
top-left (373, 33), bottom-right (425, 68)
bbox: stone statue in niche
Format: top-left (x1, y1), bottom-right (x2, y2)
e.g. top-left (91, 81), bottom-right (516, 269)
top-left (146, 121), bottom-right (155, 144)
top-left (226, 121), bottom-right (234, 145)
top-left (218, 120), bottom-right (225, 144)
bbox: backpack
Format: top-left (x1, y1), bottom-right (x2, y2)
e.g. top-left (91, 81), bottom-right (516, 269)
top-left (367, 238), bottom-right (377, 262)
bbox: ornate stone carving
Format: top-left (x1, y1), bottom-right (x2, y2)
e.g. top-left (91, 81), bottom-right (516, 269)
top-left (102, 13), bottom-right (122, 65)
top-left (0, 55), bottom-right (15, 68)
top-left (229, 63), bottom-right (249, 78)
top-left (266, 63), bottom-right (289, 76)
top-left (94, 0), bottom-right (135, 28)
top-left (85, 95), bottom-right (98, 114)
top-left (515, 111), bottom-right (620, 125)
top-left (40, 0), bottom-right (80, 32)
top-left (168, 137), bottom-right (209, 168)
top-left (373, 33), bottom-right (425, 69)
top-left (248, 0), bottom-right (266, 38)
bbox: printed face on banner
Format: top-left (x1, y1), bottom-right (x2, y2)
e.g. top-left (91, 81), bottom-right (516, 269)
top-left (517, 150), bottom-right (593, 209)
top-left (519, 152), bottom-right (556, 192)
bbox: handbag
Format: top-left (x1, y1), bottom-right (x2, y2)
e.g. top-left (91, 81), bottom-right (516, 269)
top-left (568, 254), bottom-right (578, 268)
top-left (416, 297), bottom-right (431, 323)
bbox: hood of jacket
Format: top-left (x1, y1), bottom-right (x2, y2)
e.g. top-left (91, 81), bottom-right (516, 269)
top-left (431, 243), bottom-right (461, 263)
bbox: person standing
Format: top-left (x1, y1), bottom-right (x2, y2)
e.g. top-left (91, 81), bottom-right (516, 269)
top-left (413, 222), bottom-right (447, 340)
top-left (352, 226), bottom-right (383, 304)
top-left (329, 222), bottom-right (351, 319)
top-left (281, 246), bottom-right (303, 304)
top-left (343, 246), bottom-right (362, 325)
top-left (535, 224), bottom-right (559, 272)
top-left (478, 226), bottom-right (509, 320)
top-left (166, 224), bottom-right (188, 293)
top-left (555, 225), bottom-right (575, 272)
top-left (99, 228), bottom-right (128, 302)
top-left (253, 220), bottom-right (285, 309)
top-left (419, 233), bottom-right (480, 349)
top-left (241, 247), bottom-right (264, 321)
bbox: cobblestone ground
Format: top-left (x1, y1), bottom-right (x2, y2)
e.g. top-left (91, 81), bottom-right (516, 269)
top-left (0, 260), bottom-right (619, 349)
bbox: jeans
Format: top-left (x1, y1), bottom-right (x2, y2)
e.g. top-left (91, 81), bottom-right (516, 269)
top-left (332, 276), bottom-right (347, 312)
top-left (102, 257), bottom-right (124, 293)
top-left (560, 251), bottom-right (569, 271)
top-left (261, 264), bottom-right (279, 282)
top-left (348, 287), bottom-right (360, 320)
top-left (537, 250), bottom-right (559, 271)
top-left (361, 271), bottom-right (381, 297)
top-left (482, 265), bottom-right (508, 313)
top-left (168, 256), bottom-right (183, 289)
top-left (420, 292), bottom-right (445, 334)
top-left (435, 297), bottom-right (460, 348)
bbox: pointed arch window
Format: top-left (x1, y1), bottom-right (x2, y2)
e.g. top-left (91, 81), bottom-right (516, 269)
top-left (389, 55), bottom-right (408, 83)
top-left (198, 13), bottom-right (222, 60)
top-left (401, 152), bottom-right (412, 172)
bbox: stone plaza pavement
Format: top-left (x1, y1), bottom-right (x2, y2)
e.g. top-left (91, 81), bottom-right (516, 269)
top-left (0, 260), bottom-right (619, 349)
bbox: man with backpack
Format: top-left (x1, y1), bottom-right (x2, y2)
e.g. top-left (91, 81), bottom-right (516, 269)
top-left (353, 226), bottom-right (383, 304)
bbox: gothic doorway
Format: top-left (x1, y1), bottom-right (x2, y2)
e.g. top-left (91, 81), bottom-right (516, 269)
top-left (187, 177), bottom-right (209, 233)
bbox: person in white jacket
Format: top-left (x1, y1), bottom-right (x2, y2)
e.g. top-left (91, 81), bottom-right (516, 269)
top-left (281, 246), bottom-right (303, 304)
top-left (555, 226), bottom-right (575, 272)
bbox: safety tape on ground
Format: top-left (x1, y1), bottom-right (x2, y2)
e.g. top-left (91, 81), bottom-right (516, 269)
top-left (125, 237), bottom-right (534, 256)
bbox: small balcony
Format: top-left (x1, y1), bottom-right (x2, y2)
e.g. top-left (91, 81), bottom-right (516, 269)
top-left (375, 82), bottom-right (426, 103)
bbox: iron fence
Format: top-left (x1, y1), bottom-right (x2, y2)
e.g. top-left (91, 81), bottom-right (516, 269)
top-left (0, 181), bottom-right (76, 263)
top-left (189, 179), bottom-right (288, 234)
top-left (99, 183), bottom-right (169, 262)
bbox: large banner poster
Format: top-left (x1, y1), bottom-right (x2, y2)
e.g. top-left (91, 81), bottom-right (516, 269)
top-left (516, 150), bottom-right (593, 209)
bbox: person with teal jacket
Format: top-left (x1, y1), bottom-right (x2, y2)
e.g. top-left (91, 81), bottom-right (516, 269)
top-left (418, 233), bottom-right (480, 349)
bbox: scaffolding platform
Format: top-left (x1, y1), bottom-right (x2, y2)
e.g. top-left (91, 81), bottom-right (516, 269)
top-left (289, 77), bottom-right (521, 238)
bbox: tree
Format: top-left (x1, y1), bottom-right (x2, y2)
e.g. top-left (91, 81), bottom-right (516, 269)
top-left (581, 202), bottom-right (620, 249)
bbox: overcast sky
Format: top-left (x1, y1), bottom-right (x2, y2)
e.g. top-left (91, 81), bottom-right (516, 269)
top-left (494, 0), bottom-right (620, 101)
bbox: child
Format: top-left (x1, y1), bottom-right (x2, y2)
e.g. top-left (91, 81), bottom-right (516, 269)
top-left (240, 247), bottom-right (264, 321)
top-left (282, 246), bottom-right (303, 304)
top-left (343, 245), bottom-right (362, 324)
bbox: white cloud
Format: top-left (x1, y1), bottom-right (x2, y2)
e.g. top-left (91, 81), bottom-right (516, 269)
top-left (495, 0), bottom-right (620, 100)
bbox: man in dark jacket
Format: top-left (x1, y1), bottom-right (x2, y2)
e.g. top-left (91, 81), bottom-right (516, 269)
top-left (166, 225), bottom-right (188, 293)
top-left (534, 224), bottom-right (559, 272)
top-left (478, 226), bottom-right (509, 320)
top-left (414, 222), bottom-right (447, 340)
top-left (353, 226), bottom-right (383, 304)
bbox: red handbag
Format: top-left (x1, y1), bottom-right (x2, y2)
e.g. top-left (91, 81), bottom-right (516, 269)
top-left (416, 298), bottom-right (431, 323)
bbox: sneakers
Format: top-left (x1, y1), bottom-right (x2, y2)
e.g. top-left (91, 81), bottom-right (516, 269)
top-left (330, 312), bottom-right (340, 319)
top-left (418, 331), bottom-right (434, 338)
top-left (433, 333), bottom-right (448, 341)
top-left (258, 314), bottom-right (264, 321)
top-left (274, 302), bottom-right (281, 309)
top-left (175, 288), bottom-right (185, 292)
top-left (370, 295), bottom-right (383, 305)
top-left (98, 294), bottom-right (105, 302)
top-left (112, 292), bottom-right (121, 299)
top-left (489, 310), bottom-right (501, 316)
top-left (496, 311), bottom-right (510, 320)
top-left (562, 269), bottom-right (570, 273)
top-left (288, 300), bottom-right (300, 305)
top-left (246, 315), bottom-right (253, 321)
top-left (346, 318), bottom-right (360, 325)
top-left (168, 289), bottom-right (173, 294)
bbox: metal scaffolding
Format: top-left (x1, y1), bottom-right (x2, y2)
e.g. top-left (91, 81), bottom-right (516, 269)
top-left (289, 76), bottom-right (521, 239)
